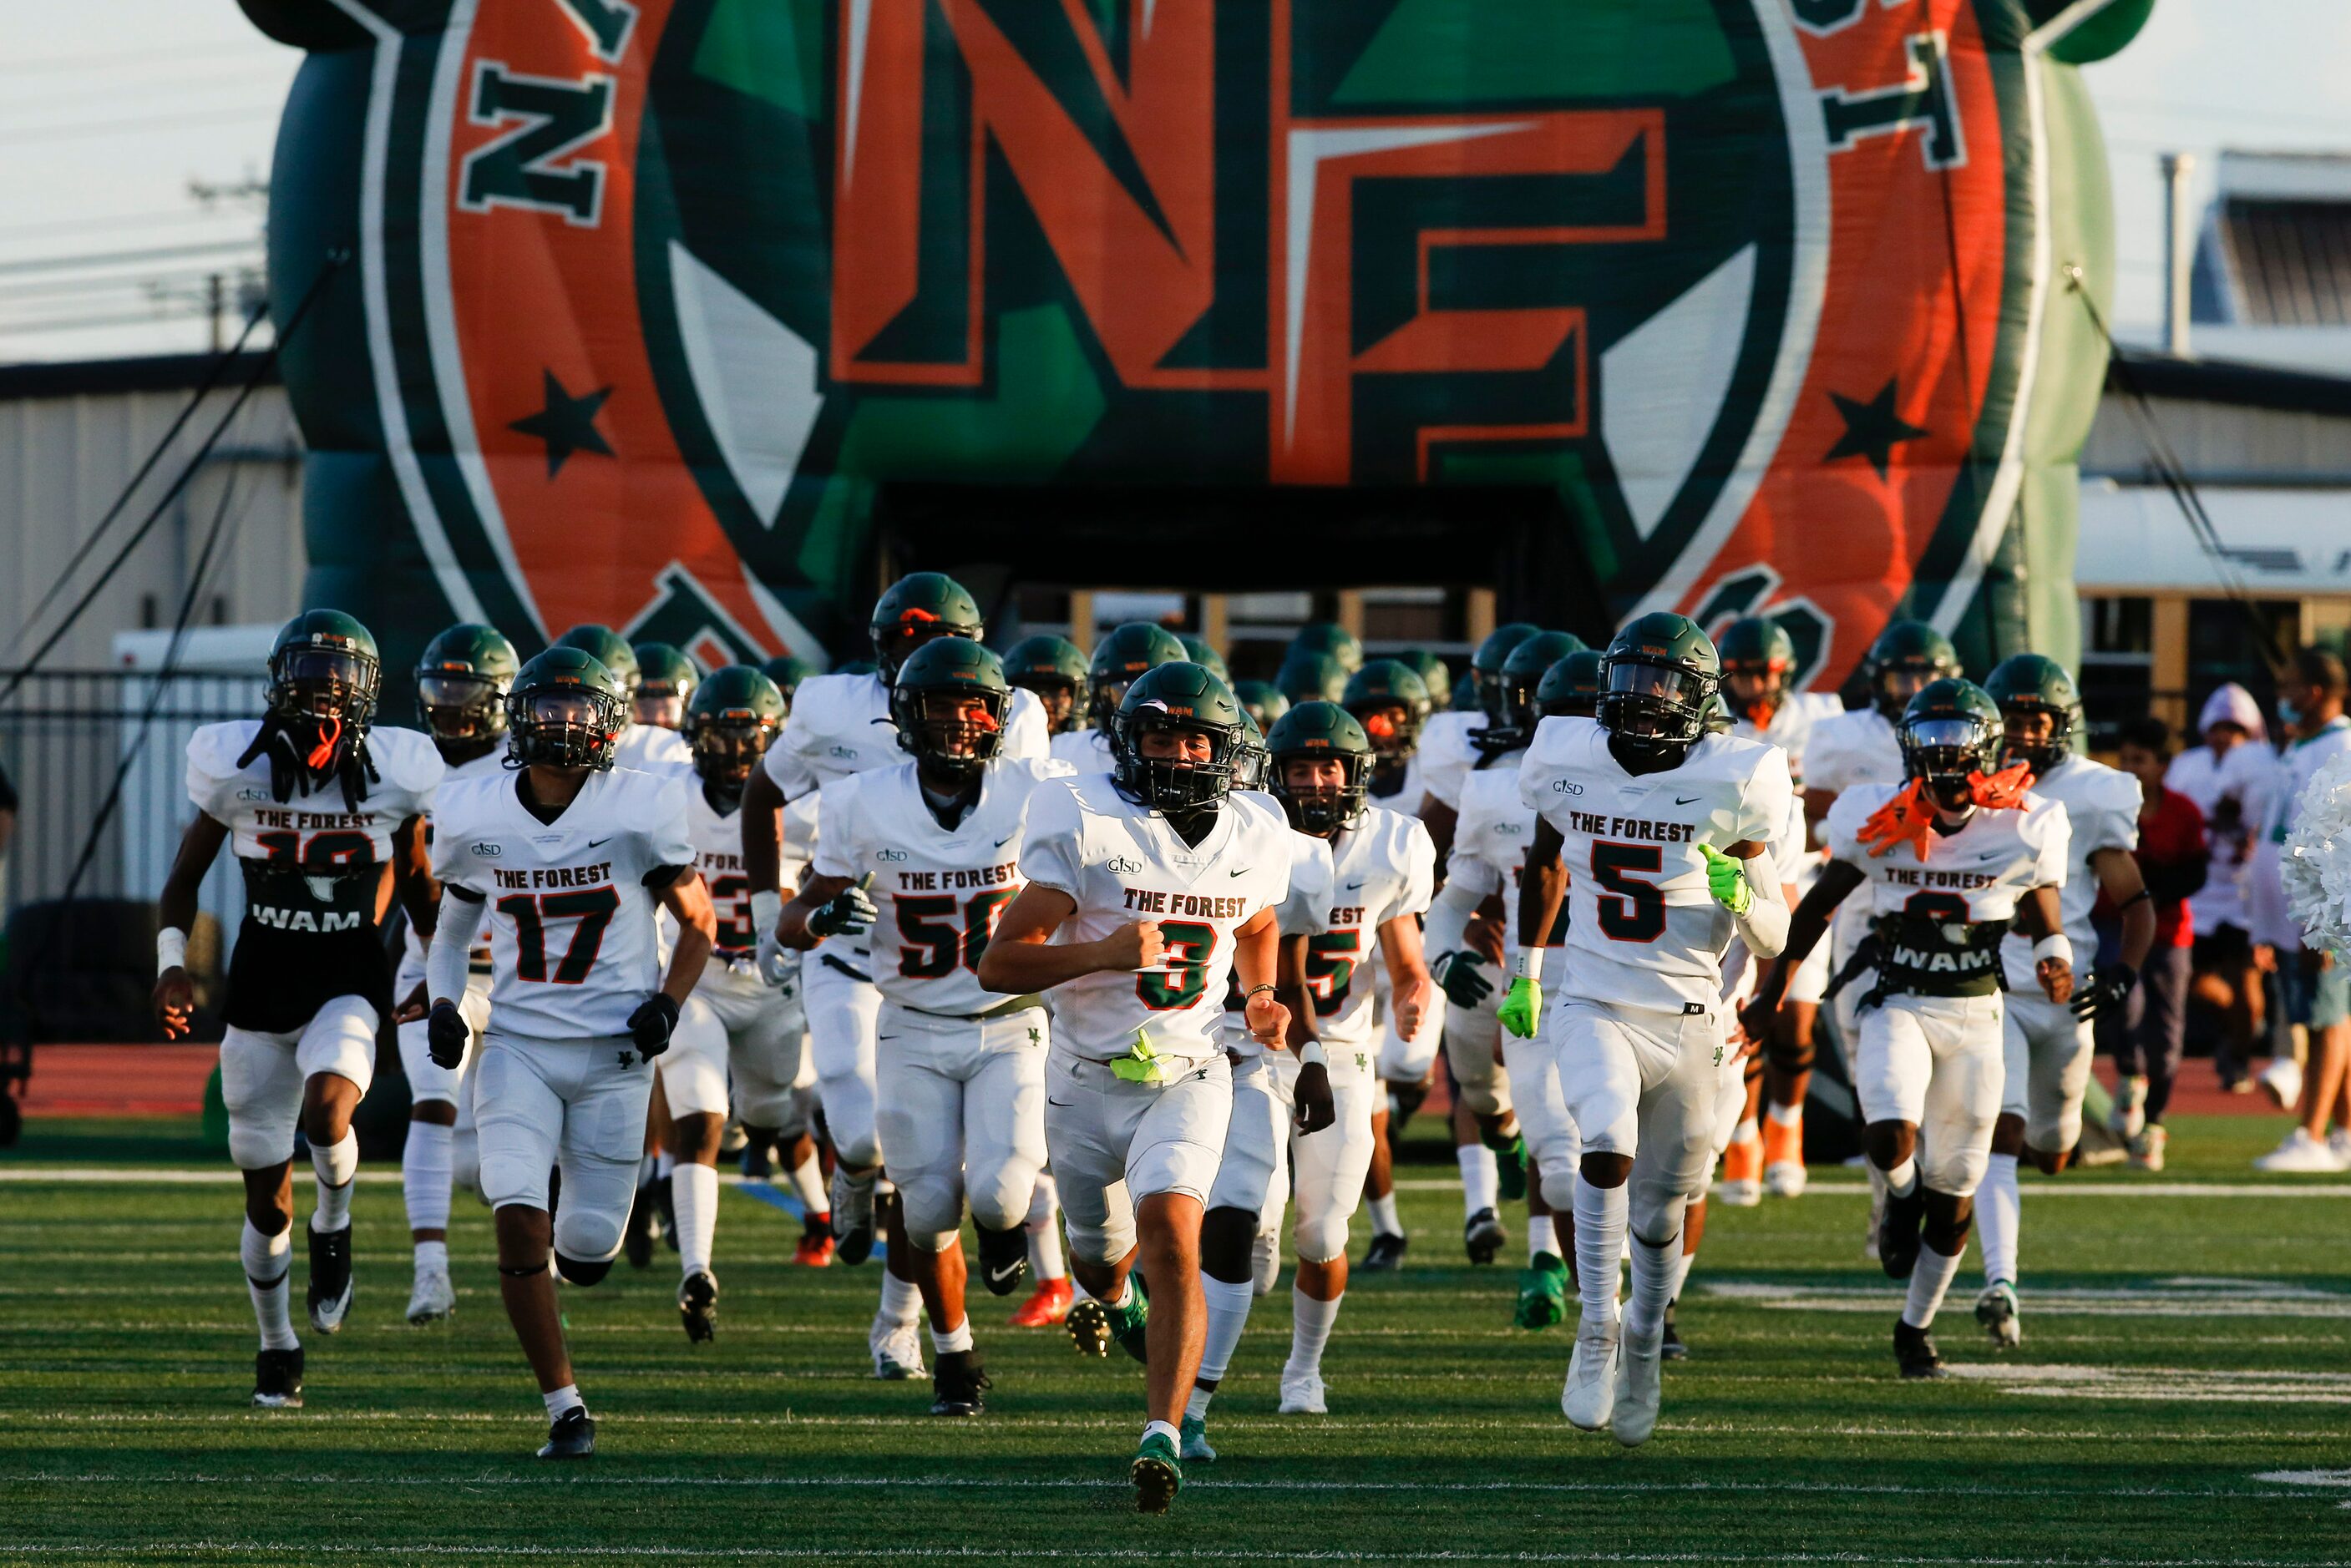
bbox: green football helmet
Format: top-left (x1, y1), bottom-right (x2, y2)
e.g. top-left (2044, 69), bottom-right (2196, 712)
top-left (1088, 622), bottom-right (1188, 731)
top-left (1863, 619), bottom-right (1961, 721)
top-left (1002, 634), bottom-right (1090, 736)
top-left (1538, 650), bottom-right (1605, 719)
top-left (1489, 631), bottom-right (1586, 747)
top-left (1393, 648), bottom-right (1453, 711)
top-left (869, 572), bottom-right (984, 680)
top-left (1275, 649), bottom-right (1349, 706)
top-left (1233, 679), bottom-right (1289, 733)
top-left (1265, 701), bottom-right (1374, 834)
top-left (1469, 622), bottom-right (1542, 725)
top-left (266, 609), bottom-right (381, 731)
top-left (757, 654), bottom-right (818, 711)
top-left (554, 625), bottom-right (641, 695)
top-left (1599, 613), bottom-right (1720, 754)
top-left (1900, 678), bottom-right (2005, 809)
top-left (1113, 662), bottom-right (1246, 813)
top-left (1718, 616), bottom-right (1796, 726)
top-left (1289, 620), bottom-right (1364, 675)
top-left (1983, 652), bottom-right (2083, 773)
top-left (685, 665), bottom-right (787, 797)
top-left (414, 622), bottom-right (519, 743)
top-left (1178, 635), bottom-right (1230, 683)
top-left (506, 647), bottom-right (628, 771)
top-left (1233, 707), bottom-right (1267, 792)
top-left (631, 641), bottom-right (700, 731)
top-left (1343, 659), bottom-right (1432, 760)
top-left (892, 637), bottom-right (1011, 785)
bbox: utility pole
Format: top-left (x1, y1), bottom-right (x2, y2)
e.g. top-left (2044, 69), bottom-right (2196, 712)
top-left (2161, 151), bottom-right (2196, 357)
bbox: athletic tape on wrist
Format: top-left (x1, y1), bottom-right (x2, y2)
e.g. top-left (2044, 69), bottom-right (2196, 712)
top-left (1512, 947), bottom-right (1543, 982)
top-left (2031, 933), bottom-right (2074, 969)
top-left (155, 927), bottom-right (187, 979)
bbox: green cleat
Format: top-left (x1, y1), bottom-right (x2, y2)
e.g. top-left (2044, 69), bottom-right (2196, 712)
top-left (1132, 1429), bottom-right (1183, 1513)
top-left (1067, 1287), bottom-right (1150, 1363)
top-left (1514, 1252), bottom-right (1568, 1330)
top-left (1486, 1130), bottom-right (1530, 1203)
top-left (1179, 1413), bottom-right (1217, 1462)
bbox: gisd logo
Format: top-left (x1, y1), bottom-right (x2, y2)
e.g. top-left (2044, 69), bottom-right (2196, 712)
top-left (298, 0), bottom-right (2136, 680)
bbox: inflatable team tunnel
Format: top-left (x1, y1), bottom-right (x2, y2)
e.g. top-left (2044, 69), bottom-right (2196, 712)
top-left (242, 0), bottom-right (2151, 688)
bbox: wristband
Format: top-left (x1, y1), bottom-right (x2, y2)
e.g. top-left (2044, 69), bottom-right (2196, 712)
top-left (1512, 948), bottom-right (1543, 981)
top-left (1299, 1040), bottom-right (1328, 1068)
top-left (1244, 983), bottom-right (1277, 1001)
top-left (2031, 933), bottom-right (2074, 969)
top-left (156, 927), bottom-right (188, 979)
top-left (750, 888), bottom-right (783, 936)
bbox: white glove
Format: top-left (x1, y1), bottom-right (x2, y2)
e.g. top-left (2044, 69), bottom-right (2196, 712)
top-left (752, 889), bottom-right (793, 988)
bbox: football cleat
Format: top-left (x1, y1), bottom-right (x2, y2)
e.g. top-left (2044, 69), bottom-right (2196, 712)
top-left (1659, 1300), bottom-right (1688, 1363)
top-left (1463, 1207), bottom-right (1505, 1266)
top-left (1010, 1277), bottom-right (1073, 1328)
top-left (1974, 1280), bottom-right (2021, 1349)
top-left (975, 1223), bottom-right (1029, 1298)
top-left (406, 1259), bottom-right (455, 1326)
top-left (2110, 1075), bottom-right (2149, 1141)
top-left (1612, 1323), bottom-right (1664, 1448)
top-left (2253, 1126), bottom-right (2346, 1173)
top-left (1717, 1127), bottom-right (1763, 1208)
top-left (831, 1168), bottom-right (878, 1265)
top-left (307, 1223), bottom-right (353, 1334)
top-left (1488, 1130), bottom-right (1530, 1203)
top-left (1761, 1114), bottom-right (1806, 1197)
top-left (1067, 1287), bottom-right (1149, 1363)
top-left (538, 1405), bottom-right (595, 1459)
top-left (1132, 1430), bottom-right (1183, 1514)
top-left (1562, 1318), bottom-right (1619, 1431)
top-left (870, 1320), bottom-right (926, 1381)
top-left (623, 1183), bottom-right (657, 1269)
top-left (1178, 1413), bottom-right (1217, 1463)
top-left (929, 1351), bottom-right (991, 1417)
top-left (2129, 1124), bottom-right (2168, 1172)
top-left (1513, 1252), bottom-right (1568, 1331)
top-left (678, 1268), bottom-right (718, 1344)
top-left (793, 1214), bottom-right (835, 1267)
top-left (1360, 1231), bottom-right (1407, 1272)
top-left (1277, 1365), bottom-right (1328, 1415)
top-left (1894, 1317), bottom-right (1948, 1380)
top-left (251, 1346), bottom-right (304, 1409)
top-left (1877, 1182), bottom-right (1926, 1281)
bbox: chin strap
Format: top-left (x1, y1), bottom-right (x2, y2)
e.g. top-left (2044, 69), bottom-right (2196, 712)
top-left (1967, 760), bottom-right (2035, 810)
top-left (1857, 779), bottom-right (1936, 861)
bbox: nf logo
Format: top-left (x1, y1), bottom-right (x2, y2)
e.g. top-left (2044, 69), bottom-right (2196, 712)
top-left (1107, 856), bottom-right (1143, 876)
top-left (1552, 781), bottom-right (1585, 797)
top-left (877, 849), bottom-right (908, 862)
top-left (470, 842), bottom-right (504, 857)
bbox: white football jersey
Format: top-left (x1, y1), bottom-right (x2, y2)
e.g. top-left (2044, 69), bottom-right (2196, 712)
top-left (1305, 807), bottom-right (1436, 1050)
top-left (1999, 754), bottom-right (2138, 987)
top-left (1049, 726), bottom-right (1116, 776)
top-left (1453, 754), bottom-right (1551, 958)
top-left (1226, 822), bottom-right (1335, 1061)
top-left (1731, 691), bottom-right (1844, 789)
top-left (398, 741), bottom-right (509, 980)
top-left (1804, 707), bottom-right (1902, 800)
top-left (1365, 752), bottom-right (1425, 815)
top-left (1520, 717), bottom-right (1793, 1014)
top-left (763, 670), bottom-right (1048, 799)
top-left (1416, 710), bottom-right (1488, 812)
top-left (614, 721), bottom-right (690, 772)
top-left (432, 766), bottom-right (696, 1039)
top-left (813, 756), bottom-right (1074, 1016)
top-left (1019, 774), bottom-right (1294, 1063)
top-left (186, 720), bottom-right (442, 929)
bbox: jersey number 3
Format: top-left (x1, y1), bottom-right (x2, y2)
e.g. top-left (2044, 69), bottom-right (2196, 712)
top-left (1137, 920), bottom-right (1216, 1009)
top-left (498, 888), bottom-right (621, 984)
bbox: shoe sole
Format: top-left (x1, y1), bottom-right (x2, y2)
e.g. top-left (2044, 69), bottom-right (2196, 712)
top-left (1066, 1299), bottom-right (1113, 1358)
top-left (929, 1401), bottom-right (983, 1417)
top-left (537, 1442), bottom-right (595, 1459)
top-left (872, 1358), bottom-right (922, 1381)
top-left (835, 1228), bottom-right (876, 1267)
top-left (1899, 1364), bottom-right (1950, 1380)
top-left (309, 1290), bottom-right (352, 1335)
top-left (680, 1288), bottom-right (717, 1344)
top-left (1132, 1456), bottom-right (1180, 1515)
top-left (405, 1305), bottom-right (453, 1326)
top-left (251, 1392), bottom-right (303, 1409)
top-left (1974, 1296), bottom-right (2020, 1349)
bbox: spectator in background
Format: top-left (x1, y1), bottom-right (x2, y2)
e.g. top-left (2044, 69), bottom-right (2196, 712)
top-left (2248, 649), bottom-right (2351, 1171)
top-left (2166, 685), bottom-right (2275, 1093)
top-left (2107, 718), bottom-right (2205, 1171)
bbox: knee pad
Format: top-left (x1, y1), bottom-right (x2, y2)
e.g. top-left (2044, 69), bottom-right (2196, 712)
top-left (895, 1171), bottom-right (965, 1240)
top-left (1765, 1036), bottom-right (1815, 1075)
top-left (554, 1252), bottom-right (613, 1287)
top-left (906, 1228), bottom-right (960, 1254)
top-left (227, 1123), bottom-right (293, 1172)
top-left (964, 1171), bottom-right (1031, 1238)
top-left (1628, 1186), bottom-right (1690, 1246)
top-left (552, 1209), bottom-right (626, 1272)
top-left (1293, 1208), bottom-right (1350, 1267)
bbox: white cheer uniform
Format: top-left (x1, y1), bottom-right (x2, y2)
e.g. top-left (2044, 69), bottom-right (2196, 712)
top-left (188, 721), bottom-right (441, 1170)
top-left (1823, 785), bottom-right (2070, 1197)
top-left (432, 766), bottom-right (695, 1266)
top-left (1020, 775), bottom-right (1293, 1264)
top-left (1997, 755), bottom-right (2138, 1152)
top-left (813, 755), bottom-right (1073, 1244)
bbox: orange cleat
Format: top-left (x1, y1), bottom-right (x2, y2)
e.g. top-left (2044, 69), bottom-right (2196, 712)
top-left (1761, 1113), bottom-right (1807, 1198)
top-left (794, 1217), bottom-right (836, 1267)
top-left (1010, 1276), bottom-right (1074, 1328)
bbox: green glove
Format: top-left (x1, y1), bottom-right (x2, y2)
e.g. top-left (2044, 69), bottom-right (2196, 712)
top-left (1497, 975), bottom-right (1542, 1039)
top-left (1700, 844), bottom-right (1751, 916)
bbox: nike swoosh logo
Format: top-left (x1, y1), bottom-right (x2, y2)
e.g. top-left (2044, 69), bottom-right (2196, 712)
top-left (1230, 868), bottom-right (1249, 878)
top-left (1047, 1098), bottom-right (1075, 1109)
top-left (987, 1261), bottom-right (1024, 1287)
top-left (995, 834), bottom-right (1015, 847)
top-left (1345, 880), bottom-right (1365, 890)
top-left (587, 837), bottom-right (611, 848)
top-left (1675, 796), bottom-right (1701, 806)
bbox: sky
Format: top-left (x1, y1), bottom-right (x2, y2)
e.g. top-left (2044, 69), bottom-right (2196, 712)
top-left (0, 0), bottom-right (2343, 364)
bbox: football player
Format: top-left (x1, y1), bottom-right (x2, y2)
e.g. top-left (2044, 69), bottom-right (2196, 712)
top-left (1290, 620), bottom-right (1364, 675)
top-left (1744, 679), bottom-right (2071, 1380)
top-left (1393, 648), bottom-right (1454, 712)
top-left (1187, 703), bottom-right (1433, 1457)
top-left (1055, 621), bottom-right (1188, 775)
top-left (1507, 614), bottom-right (1791, 1447)
top-left (391, 623), bottom-right (519, 1325)
top-left (1417, 622), bottom-right (1538, 857)
top-left (775, 640), bottom-right (1075, 1414)
top-left (155, 611), bottom-right (443, 1408)
top-left (1974, 655), bottom-right (2152, 1348)
top-left (631, 642), bottom-right (700, 730)
top-left (1234, 680), bottom-right (1289, 736)
top-left (654, 665), bottom-right (806, 1343)
top-left (1179, 635), bottom-right (1231, 682)
top-left (975, 663), bottom-right (1295, 1515)
top-left (758, 654), bottom-right (818, 713)
top-left (553, 626), bottom-right (691, 771)
top-left (424, 647), bottom-right (712, 1457)
top-left (1275, 649), bottom-right (1348, 706)
top-left (1003, 634), bottom-right (1090, 736)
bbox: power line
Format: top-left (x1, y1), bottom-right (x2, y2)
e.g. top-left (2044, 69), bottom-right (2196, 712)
top-left (0, 260), bottom-right (261, 305)
top-left (0, 64), bottom-right (291, 119)
top-left (0, 238), bottom-right (268, 277)
top-left (0, 206), bottom-right (257, 245)
top-left (0, 41), bottom-right (283, 74)
top-left (7, 104), bottom-right (277, 146)
top-left (0, 303), bottom-right (225, 338)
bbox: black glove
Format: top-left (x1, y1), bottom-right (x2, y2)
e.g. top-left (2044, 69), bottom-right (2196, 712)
top-left (2068, 962), bottom-right (2137, 1021)
top-left (627, 992), bottom-right (681, 1059)
top-left (426, 1000), bottom-right (471, 1070)
top-left (1293, 1059), bottom-right (1336, 1136)
top-left (1432, 949), bottom-right (1492, 1009)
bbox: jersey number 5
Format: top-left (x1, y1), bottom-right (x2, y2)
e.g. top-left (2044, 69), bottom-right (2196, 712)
top-left (1592, 841), bottom-right (1667, 943)
top-left (498, 887), bottom-right (621, 984)
top-left (1305, 930), bottom-right (1358, 1017)
top-left (1137, 919), bottom-right (1216, 1009)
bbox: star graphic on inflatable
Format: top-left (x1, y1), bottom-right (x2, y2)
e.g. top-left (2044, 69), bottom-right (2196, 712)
top-left (509, 370), bottom-right (615, 478)
top-left (1823, 377), bottom-right (1929, 481)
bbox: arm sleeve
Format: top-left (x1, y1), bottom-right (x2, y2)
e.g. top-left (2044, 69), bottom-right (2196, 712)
top-left (1016, 781), bottom-right (1086, 895)
top-left (427, 894), bottom-right (486, 1004)
top-left (1731, 862), bottom-right (1791, 959)
top-left (1396, 821), bottom-right (1437, 920)
top-left (810, 778), bottom-right (860, 880)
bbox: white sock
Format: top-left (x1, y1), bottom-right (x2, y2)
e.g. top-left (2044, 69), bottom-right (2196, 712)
top-left (311, 1132), bottom-right (357, 1233)
top-left (403, 1120), bottom-right (454, 1235)
top-left (877, 1266), bottom-right (922, 1329)
top-left (1527, 1214), bottom-right (1557, 1260)
top-left (1184, 1384), bottom-right (1214, 1421)
top-left (1367, 1191), bottom-right (1401, 1237)
top-left (413, 1238), bottom-right (448, 1273)
top-left (1198, 1274), bottom-right (1256, 1387)
top-left (1882, 1156), bottom-right (1918, 1198)
top-left (544, 1383), bottom-right (584, 1420)
top-left (1570, 1176), bottom-right (1627, 1328)
top-left (1902, 1240), bottom-right (1965, 1329)
top-left (1457, 1144), bottom-right (1499, 1218)
top-left (1670, 1243), bottom-right (1695, 1301)
top-left (788, 1152), bottom-right (828, 1214)
top-left (1025, 1175), bottom-right (1067, 1281)
top-left (1624, 1234), bottom-right (1677, 1342)
top-left (1731, 1115), bottom-right (1760, 1146)
top-left (241, 1221), bottom-right (297, 1351)
top-left (673, 1161), bottom-right (720, 1278)
top-left (1286, 1284), bottom-right (1340, 1376)
top-left (1143, 1418), bottom-right (1179, 1447)
top-left (1766, 1098), bottom-right (1802, 1128)
top-left (930, 1315), bottom-right (975, 1355)
top-left (1979, 1153), bottom-right (2021, 1287)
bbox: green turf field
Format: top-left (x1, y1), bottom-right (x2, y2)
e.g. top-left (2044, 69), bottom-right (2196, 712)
top-left (4, 1114), bottom-right (2349, 1565)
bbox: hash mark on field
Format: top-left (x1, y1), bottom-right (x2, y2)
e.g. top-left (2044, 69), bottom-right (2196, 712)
top-left (1704, 1277), bottom-right (2351, 1318)
top-left (1948, 1364), bottom-right (2351, 1404)
top-left (3, 1545), bottom-right (2349, 1565)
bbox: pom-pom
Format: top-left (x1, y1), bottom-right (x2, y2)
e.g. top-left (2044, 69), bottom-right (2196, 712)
top-left (2282, 749), bottom-right (2351, 960)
